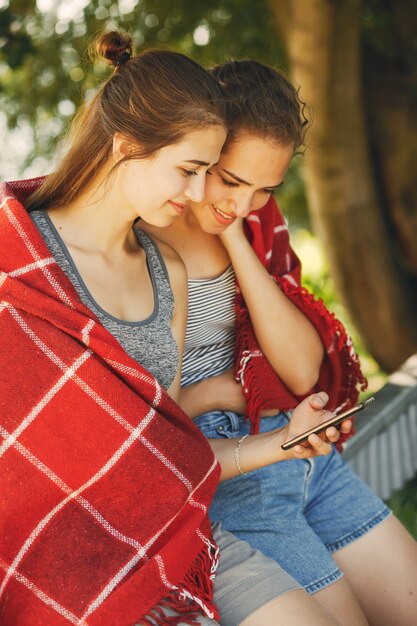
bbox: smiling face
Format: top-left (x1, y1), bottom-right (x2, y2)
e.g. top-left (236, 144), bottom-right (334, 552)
top-left (188, 133), bottom-right (294, 233)
top-left (114, 126), bottom-right (227, 227)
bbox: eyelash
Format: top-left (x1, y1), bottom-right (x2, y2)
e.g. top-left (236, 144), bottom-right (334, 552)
top-left (208, 170), bottom-right (276, 195)
top-left (221, 177), bottom-right (238, 187)
top-left (220, 176), bottom-right (274, 195)
top-left (182, 169), bottom-right (198, 177)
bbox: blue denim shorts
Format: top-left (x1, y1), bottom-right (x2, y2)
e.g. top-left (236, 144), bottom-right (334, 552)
top-left (195, 410), bottom-right (392, 594)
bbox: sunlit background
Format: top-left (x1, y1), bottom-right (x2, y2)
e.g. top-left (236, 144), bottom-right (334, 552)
top-left (0, 0), bottom-right (391, 393)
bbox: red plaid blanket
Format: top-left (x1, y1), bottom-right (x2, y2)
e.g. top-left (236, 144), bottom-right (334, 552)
top-left (235, 197), bottom-right (367, 443)
top-left (0, 180), bottom-right (221, 626)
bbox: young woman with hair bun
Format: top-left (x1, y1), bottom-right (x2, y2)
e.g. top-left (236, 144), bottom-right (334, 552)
top-left (0, 31), bottom-right (343, 626)
top-left (141, 58), bottom-right (417, 626)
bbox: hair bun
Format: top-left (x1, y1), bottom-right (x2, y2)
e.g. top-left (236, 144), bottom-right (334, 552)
top-left (95, 30), bottom-right (133, 67)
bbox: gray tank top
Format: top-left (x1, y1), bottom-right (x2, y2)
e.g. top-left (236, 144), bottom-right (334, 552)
top-left (30, 211), bottom-right (178, 389)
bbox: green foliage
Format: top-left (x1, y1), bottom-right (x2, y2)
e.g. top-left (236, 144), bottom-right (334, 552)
top-left (290, 228), bottom-right (388, 395)
top-left (0, 0), bottom-right (285, 172)
top-left (361, 0), bottom-right (417, 72)
top-left (386, 475), bottom-right (417, 539)
top-left (274, 156), bottom-right (310, 231)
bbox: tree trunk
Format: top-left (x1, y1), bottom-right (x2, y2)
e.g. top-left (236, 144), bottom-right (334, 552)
top-left (362, 3), bottom-right (417, 276)
top-left (267, 0), bottom-right (417, 371)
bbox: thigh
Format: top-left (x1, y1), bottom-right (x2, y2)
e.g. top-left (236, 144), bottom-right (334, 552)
top-left (212, 522), bottom-right (301, 626)
top-left (196, 412), bottom-right (343, 593)
top-left (333, 514), bottom-right (417, 626)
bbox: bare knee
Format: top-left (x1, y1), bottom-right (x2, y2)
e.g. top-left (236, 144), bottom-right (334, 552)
top-left (313, 579), bottom-right (369, 626)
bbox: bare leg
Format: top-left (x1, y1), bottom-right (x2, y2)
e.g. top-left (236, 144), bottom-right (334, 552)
top-left (313, 578), bottom-right (369, 626)
top-left (240, 589), bottom-right (340, 626)
top-left (333, 516), bottom-right (417, 625)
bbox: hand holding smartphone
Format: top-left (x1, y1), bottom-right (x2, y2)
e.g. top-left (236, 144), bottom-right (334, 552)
top-left (281, 396), bottom-right (375, 451)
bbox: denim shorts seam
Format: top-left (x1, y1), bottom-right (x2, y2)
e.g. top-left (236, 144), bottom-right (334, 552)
top-left (305, 567), bottom-right (343, 594)
top-left (326, 506), bottom-right (392, 553)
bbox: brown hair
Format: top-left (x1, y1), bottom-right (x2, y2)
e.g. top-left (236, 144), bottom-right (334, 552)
top-left (28, 31), bottom-right (227, 212)
top-left (210, 59), bottom-right (309, 154)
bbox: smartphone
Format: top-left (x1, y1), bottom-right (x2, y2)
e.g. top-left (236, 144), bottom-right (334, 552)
top-left (281, 396), bottom-right (375, 451)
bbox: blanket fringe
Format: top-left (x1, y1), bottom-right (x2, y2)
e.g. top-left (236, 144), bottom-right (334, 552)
top-left (234, 280), bottom-right (368, 448)
top-left (135, 539), bottom-right (220, 626)
top-left (135, 600), bottom-right (201, 625)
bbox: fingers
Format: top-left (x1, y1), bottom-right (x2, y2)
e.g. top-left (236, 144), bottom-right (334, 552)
top-left (292, 433), bottom-right (332, 458)
top-left (287, 393), bottom-right (353, 459)
top-left (324, 418), bottom-right (353, 442)
top-left (291, 419), bottom-right (353, 458)
top-left (339, 418), bottom-right (353, 433)
top-left (308, 433), bottom-right (332, 454)
top-left (309, 391), bottom-right (329, 410)
top-left (323, 426), bottom-right (340, 442)
top-left (324, 416), bottom-right (353, 441)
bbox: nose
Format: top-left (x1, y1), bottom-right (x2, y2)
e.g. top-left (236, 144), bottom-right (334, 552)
top-left (184, 174), bottom-right (206, 203)
top-left (227, 194), bottom-right (252, 218)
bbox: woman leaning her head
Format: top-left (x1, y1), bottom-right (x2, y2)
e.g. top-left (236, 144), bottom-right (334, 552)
top-left (1, 29), bottom-right (231, 625)
top-left (27, 30), bottom-right (228, 213)
top-left (181, 59), bottom-right (309, 231)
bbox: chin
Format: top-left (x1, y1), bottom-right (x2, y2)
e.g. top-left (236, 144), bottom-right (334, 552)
top-left (160, 217), bottom-right (176, 227)
top-left (204, 221), bottom-right (228, 235)
top-left (196, 215), bottom-right (220, 234)
top-left (147, 215), bottom-right (175, 228)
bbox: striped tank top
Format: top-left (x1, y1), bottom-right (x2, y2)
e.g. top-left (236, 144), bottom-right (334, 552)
top-left (181, 265), bottom-right (236, 387)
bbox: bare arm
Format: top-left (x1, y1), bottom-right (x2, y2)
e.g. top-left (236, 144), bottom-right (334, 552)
top-left (220, 219), bottom-right (324, 395)
top-left (209, 392), bottom-right (352, 481)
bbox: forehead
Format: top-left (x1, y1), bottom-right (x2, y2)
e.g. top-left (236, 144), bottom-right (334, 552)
top-left (158, 126), bottom-right (227, 161)
top-left (220, 133), bottom-right (293, 182)
top-left (224, 133), bottom-right (285, 157)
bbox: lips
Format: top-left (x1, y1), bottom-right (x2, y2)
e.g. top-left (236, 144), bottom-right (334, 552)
top-left (168, 200), bottom-right (186, 215)
top-left (210, 204), bottom-right (235, 226)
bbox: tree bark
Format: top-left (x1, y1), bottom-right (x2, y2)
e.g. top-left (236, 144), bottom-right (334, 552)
top-left (362, 3), bottom-right (417, 276)
top-left (267, 0), bottom-right (417, 371)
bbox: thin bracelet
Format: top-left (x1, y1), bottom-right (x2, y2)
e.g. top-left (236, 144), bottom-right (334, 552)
top-left (234, 434), bottom-right (249, 475)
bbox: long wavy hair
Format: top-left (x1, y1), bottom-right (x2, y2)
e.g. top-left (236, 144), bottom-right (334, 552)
top-left (27, 30), bottom-right (227, 212)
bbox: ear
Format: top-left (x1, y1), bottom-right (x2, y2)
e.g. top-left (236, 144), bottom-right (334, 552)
top-left (112, 133), bottom-right (135, 163)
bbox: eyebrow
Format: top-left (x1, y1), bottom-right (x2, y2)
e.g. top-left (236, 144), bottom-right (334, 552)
top-left (184, 159), bottom-right (210, 166)
top-left (222, 168), bottom-right (282, 189)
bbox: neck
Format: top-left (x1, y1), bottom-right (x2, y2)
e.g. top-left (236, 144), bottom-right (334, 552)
top-left (47, 164), bottom-right (138, 256)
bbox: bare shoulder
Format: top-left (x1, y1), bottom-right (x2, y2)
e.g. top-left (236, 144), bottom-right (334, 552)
top-left (152, 236), bottom-right (187, 294)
